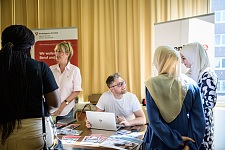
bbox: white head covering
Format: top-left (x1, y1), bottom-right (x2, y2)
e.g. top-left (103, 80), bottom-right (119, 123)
top-left (145, 46), bottom-right (189, 123)
top-left (180, 42), bottom-right (210, 82)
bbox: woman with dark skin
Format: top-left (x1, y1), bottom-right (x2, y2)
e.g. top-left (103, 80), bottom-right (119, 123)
top-left (0, 25), bottom-right (60, 150)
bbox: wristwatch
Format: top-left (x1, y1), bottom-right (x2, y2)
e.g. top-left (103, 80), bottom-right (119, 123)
top-left (64, 100), bottom-right (69, 105)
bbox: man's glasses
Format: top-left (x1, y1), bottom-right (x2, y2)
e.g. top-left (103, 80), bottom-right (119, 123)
top-left (110, 81), bottom-right (126, 88)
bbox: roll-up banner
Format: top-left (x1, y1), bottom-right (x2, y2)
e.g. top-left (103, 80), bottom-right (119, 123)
top-left (31, 27), bottom-right (78, 66)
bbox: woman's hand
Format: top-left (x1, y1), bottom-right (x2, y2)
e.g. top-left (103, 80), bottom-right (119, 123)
top-left (182, 136), bottom-right (195, 143)
top-left (86, 120), bottom-right (91, 128)
top-left (55, 102), bottom-right (66, 116)
top-left (183, 145), bottom-right (190, 150)
top-left (180, 136), bottom-right (195, 149)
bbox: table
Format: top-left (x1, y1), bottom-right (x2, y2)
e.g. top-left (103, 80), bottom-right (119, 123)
top-left (58, 121), bottom-right (147, 150)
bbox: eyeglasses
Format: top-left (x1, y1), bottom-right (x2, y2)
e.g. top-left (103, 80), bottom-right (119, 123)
top-left (110, 81), bottom-right (126, 88)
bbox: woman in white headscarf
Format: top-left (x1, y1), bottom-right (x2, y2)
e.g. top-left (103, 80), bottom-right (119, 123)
top-left (143, 46), bottom-right (205, 150)
top-left (180, 42), bottom-right (218, 150)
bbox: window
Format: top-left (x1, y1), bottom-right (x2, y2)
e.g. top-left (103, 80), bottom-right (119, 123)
top-left (215, 34), bottom-right (225, 46)
top-left (215, 58), bottom-right (225, 69)
top-left (216, 80), bottom-right (225, 97)
top-left (217, 80), bottom-right (225, 93)
top-left (222, 59), bottom-right (225, 68)
top-left (223, 11), bottom-right (225, 21)
top-left (215, 10), bottom-right (225, 23)
top-left (217, 81), bottom-right (221, 91)
top-left (215, 58), bottom-right (221, 68)
top-left (223, 35), bottom-right (225, 45)
top-left (211, 3), bottom-right (225, 100)
top-left (215, 11), bottom-right (220, 22)
top-left (215, 35), bottom-right (220, 45)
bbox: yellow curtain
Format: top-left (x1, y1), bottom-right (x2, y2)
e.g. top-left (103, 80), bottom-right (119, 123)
top-left (0, 0), bottom-right (209, 102)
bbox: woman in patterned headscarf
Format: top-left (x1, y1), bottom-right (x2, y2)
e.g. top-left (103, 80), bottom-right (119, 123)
top-left (0, 25), bottom-right (60, 149)
top-left (143, 45), bottom-right (205, 149)
top-left (180, 42), bottom-right (218, 150)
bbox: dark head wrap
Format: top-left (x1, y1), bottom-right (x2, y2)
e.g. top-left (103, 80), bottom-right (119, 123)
top-left (1, 25), bottom-right (34, 50)
top-left (0, 25), bottom-right (34, 145)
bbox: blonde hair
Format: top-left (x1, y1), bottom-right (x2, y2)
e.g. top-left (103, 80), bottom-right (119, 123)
top-left (145, 45), bottom-right (188, 123)
top-left (153, 45), bottom-right (181, 77)
top-left (54, 41), bottom-right (73, 61)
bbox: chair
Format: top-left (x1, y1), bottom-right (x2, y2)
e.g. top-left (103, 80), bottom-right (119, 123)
top-left (88, 94), bottom-right (102, 105)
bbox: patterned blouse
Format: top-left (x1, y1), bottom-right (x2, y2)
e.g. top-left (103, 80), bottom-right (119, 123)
top-left (198, 68), bottom-right (218, 150)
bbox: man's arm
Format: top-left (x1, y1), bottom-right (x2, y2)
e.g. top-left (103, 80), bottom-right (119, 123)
top-left (96, 107), bottom-right (104, 112)
top-left (120, 109), bottom-right (146, 126)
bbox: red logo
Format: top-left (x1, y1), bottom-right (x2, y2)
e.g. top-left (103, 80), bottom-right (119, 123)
top-left (202, 44), bottom-right (208, 51)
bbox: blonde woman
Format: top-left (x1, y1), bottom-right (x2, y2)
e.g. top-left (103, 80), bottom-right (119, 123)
top-left (50, 41), bottom-right (82, 122)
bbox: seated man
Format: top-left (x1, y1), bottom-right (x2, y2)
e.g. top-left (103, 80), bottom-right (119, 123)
top-left (86, 72), bottom-right (146, 128)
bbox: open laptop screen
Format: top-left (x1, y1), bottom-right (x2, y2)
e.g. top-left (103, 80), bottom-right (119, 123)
top-left (86, 111), bottom-right (124, 131)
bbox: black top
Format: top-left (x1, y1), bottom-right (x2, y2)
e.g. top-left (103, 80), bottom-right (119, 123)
top-left (23, 58), bottom-right (58, 118)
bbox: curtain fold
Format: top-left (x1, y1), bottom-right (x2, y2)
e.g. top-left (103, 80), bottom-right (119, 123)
top-left (0, 0), bottom-right (210, 102)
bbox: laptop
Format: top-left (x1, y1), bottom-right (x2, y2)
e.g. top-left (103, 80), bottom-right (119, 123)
top-left (86, 111), bottom-right (124, 131)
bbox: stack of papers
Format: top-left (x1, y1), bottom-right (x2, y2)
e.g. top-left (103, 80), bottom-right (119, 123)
top-left (57, 123), bottom-right (83, 135)
top-left (80, 134), bottom-right (107, 146)
top-left (61, 135), bottom-right (81, 144)
top-left (100, 134), bottom-right (143, 150)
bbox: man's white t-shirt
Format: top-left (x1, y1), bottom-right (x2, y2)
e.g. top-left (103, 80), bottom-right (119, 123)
top-left (96, 91), bottom-right (142, 121)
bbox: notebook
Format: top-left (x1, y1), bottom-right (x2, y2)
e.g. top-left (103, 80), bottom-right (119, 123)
top-left (86, 111), bottom-right (124, 131)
